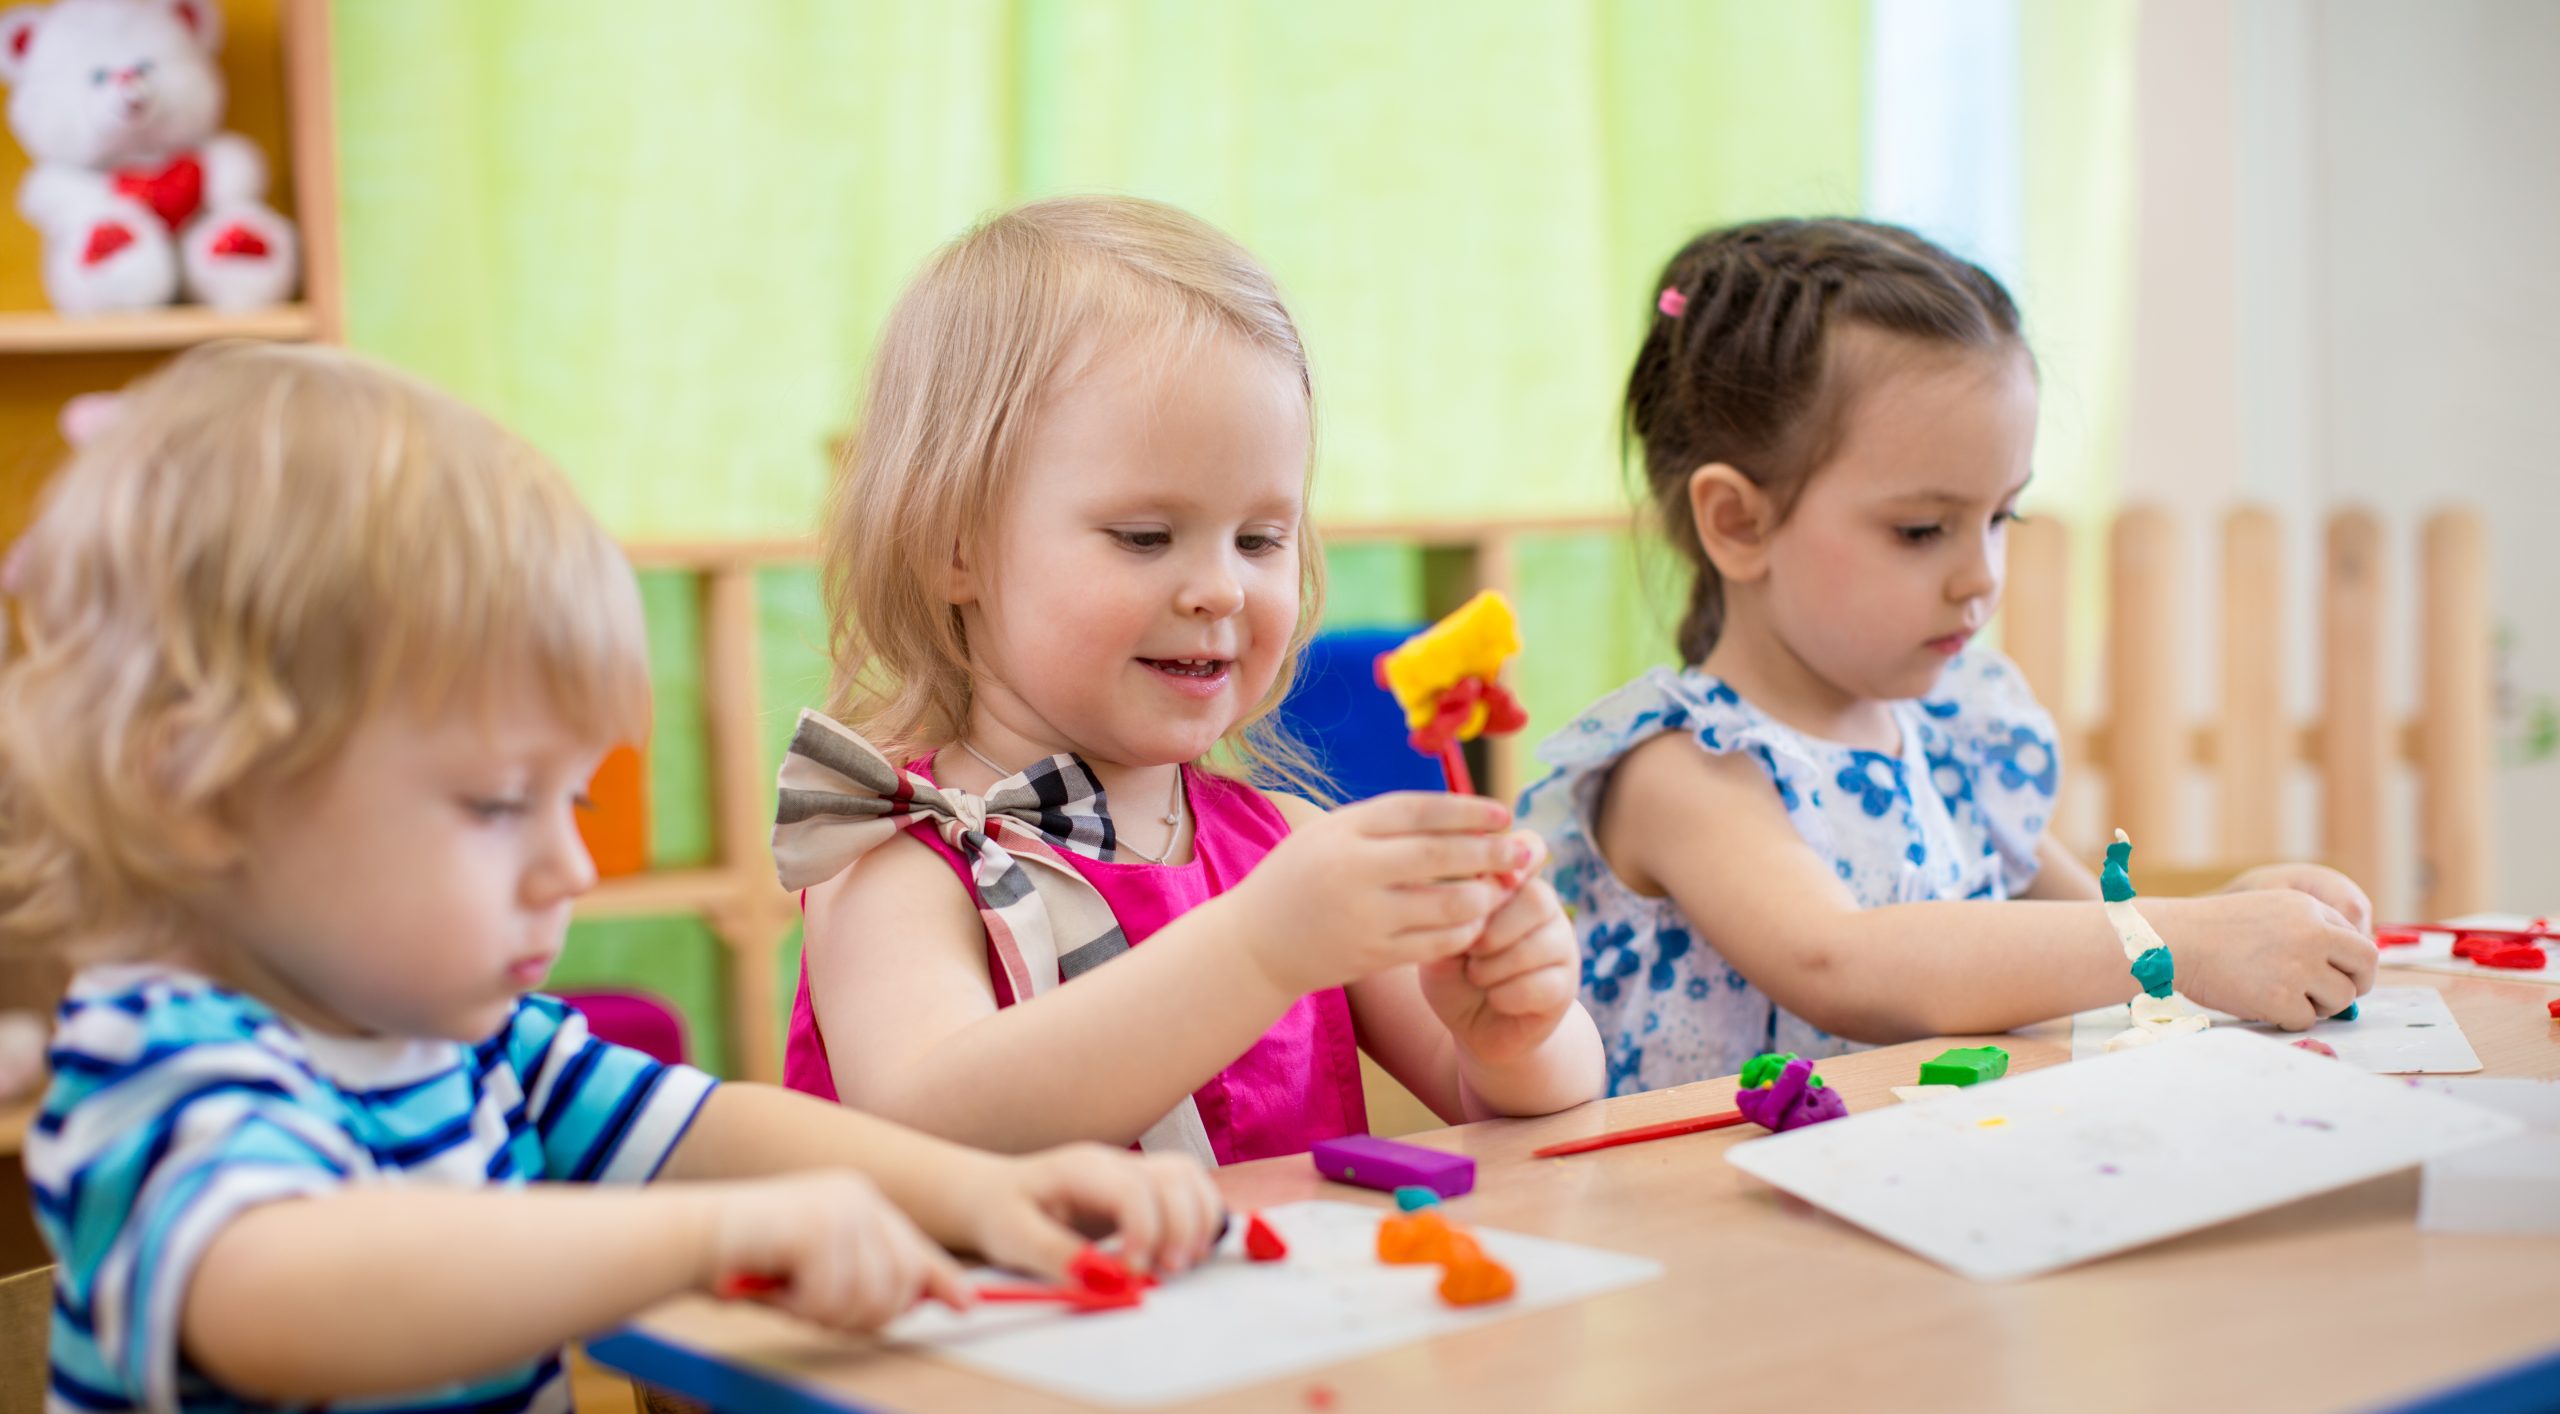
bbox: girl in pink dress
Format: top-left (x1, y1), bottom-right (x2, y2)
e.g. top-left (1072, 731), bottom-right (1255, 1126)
top-left (776, 197), bottom-right (1602, 1172)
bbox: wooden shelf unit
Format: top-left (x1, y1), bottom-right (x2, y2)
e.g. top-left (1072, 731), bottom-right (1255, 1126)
top-left (0, 0), bottom-right (343, 1171)
top-left (0, 302), bottom-right (320, 354)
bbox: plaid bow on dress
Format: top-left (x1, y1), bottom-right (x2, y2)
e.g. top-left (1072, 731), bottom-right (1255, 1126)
top-left (771, 709), bottom-right (1217, 1163)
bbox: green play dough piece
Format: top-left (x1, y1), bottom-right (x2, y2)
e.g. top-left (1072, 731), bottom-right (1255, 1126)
top-left (2101, 837), bottom-right (2137, 903)
top-left (1739, 1052), bottom-right (1798, 1088)
top-left (1917, 1045), bottom-right (2010, 1087)
top-left (2131, 945), bottom-right (2176, 999)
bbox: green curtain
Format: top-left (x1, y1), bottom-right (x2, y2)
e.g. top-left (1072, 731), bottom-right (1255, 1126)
top-left (332, 1), bottom-right (2128, 1073)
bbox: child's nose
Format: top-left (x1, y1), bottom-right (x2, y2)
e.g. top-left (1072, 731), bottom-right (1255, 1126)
top-left (1948, 538), bottom-right (2000, 603)
top-left (1179, 560), bottom-right (1247, 617)
top-left (527, 805), bottom-right (600, 905)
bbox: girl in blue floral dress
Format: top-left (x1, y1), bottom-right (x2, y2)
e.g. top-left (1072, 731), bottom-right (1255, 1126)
top-left (1520, 220), bottom-right (2380, 1095)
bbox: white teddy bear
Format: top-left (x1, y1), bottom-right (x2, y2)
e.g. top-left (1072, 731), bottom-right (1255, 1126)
top-left (0, 0), bottom-right (296, 314)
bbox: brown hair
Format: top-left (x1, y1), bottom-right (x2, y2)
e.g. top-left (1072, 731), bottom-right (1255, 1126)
top-left (0, 342), bottom-right (649, 960)
top-left (824, 195), bottom-right (1326, 792)
top-left (1627, 218), bottom-right (2025, 663)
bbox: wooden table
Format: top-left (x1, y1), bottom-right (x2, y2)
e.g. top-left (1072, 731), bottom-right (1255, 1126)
top-left (594, 967), bottom-right (2560, 1413)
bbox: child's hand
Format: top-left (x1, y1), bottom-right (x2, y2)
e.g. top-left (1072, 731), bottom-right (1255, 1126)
top-left (702, 1172), bottom-right (972, 1329)
top-left (2216, 862), bottom-right (2374, 933)
top-left (954, 1145), bottom-right (1225, 1280)
top-left (2156, 890), bottom-right (2380, 1030)
top-left (1233, 792), bottom-right (1529, 997)
top-left (1418, 838), bottom-right (1580, 1066)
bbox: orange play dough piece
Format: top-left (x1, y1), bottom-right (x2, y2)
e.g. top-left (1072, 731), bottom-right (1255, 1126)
top-left (1437, 1253), bottom-right (1516, 1306)
top-left (1377, 1210), bottom-right (1457, 1264)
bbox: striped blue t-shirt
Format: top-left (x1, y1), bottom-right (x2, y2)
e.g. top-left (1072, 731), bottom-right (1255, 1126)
top-left (29, 965), bottom-right (719, 1414)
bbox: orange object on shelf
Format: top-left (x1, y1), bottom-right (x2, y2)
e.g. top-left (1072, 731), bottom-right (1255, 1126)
top-left (577, 743), bottom-right (649, 878)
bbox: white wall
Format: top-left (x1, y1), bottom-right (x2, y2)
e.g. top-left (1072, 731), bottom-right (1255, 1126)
top-left (2123, 0), bottom-right (2560, 915)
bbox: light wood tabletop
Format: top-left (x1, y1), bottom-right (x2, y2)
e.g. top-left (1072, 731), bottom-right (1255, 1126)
top-left (596, 966), bottom-right (2560, 1414)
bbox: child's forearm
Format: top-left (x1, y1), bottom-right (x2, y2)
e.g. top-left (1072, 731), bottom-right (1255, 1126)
top-left (661, 1083), bottom-right (993, 1249)
top-left (1760, 899), bottom-right (2139, 1041)
top-left (184, 1186), bottom-right (709, 1401)
top-left (850, 902), bottom-right (1302, 1153)
top-left (1454, 1007), bottom-right (1607, 1120)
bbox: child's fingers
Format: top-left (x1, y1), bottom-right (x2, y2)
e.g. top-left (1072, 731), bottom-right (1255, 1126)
top-left (1480, 961), bottom-right (1577, 1018)
top-left (919, 1243), bottom-right (974, 1311)
top-left (1467, 879), bottom-right (1564, 964)
top-left (1387, 879), bottom-right (1505, 934)
top-left (1142, 1154), bottom-right (1219, 1274)
top-left (1377, 831), bottom-right (1527, 885)
top-left (1013, 1146), bottom-right (1190, 1277)
top-left (1344, 792), bottom-right (1512, 838)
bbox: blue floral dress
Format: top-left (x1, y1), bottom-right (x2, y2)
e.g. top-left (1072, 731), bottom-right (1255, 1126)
top-left (1517, 650), bottom-right (2062, 1096)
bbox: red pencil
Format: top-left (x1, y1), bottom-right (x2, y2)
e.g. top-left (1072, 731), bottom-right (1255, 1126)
top-left (1532, 1108), bottom-right (1749, 1159)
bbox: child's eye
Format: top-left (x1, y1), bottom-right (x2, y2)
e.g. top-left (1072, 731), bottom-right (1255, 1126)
top-left (1237, 532), bottom-right (1287, 555)
top-left (1993, 507), bottom-right (2026, 527)
top-left (463, 797), bottom-right (528, 822)
top-left (1895, 524), bottom-right (1945, 545)
top-left (1109, 529), bottom-right (1171, 551)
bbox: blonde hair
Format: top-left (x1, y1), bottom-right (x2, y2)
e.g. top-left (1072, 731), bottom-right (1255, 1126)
top-left (825, 195), bottom-right (1328, 793)
top-left (0, 342), bottom-right (650, 961)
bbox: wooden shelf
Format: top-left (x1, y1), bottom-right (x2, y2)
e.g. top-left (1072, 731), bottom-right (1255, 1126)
top-left (0, 1100), bottom-right (31, 1159)
top-left (577, 868), bottom-right (783, 921)
top-left (0, 304), bottom-right (319, 356)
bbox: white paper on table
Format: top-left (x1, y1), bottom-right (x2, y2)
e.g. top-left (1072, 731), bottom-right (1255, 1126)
top-left (2068, 985), bottom-right (2480, 1073)
top-left (2403, 1077), bottom-right (2560, 1234)
top-left (879, 1199), bottom-right (1661, 1408)
top-left (2382, 913), bottom-right (2560, 985)
top-left (1725, 1028), bottom-right (2521, 1282)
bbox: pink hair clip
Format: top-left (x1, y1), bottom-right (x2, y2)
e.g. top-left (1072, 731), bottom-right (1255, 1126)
top-left (1657, 286), bottom-right (1689, 318)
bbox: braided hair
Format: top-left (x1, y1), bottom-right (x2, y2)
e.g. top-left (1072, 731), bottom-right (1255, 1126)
top-left (1628, 218), bottom-right (2024, 663)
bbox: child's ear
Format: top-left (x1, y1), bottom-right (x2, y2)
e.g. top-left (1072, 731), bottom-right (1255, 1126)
top-left (941, 541), bottom-right (979, 606)
top-left (1687, 463), bottom-right (1777, 584)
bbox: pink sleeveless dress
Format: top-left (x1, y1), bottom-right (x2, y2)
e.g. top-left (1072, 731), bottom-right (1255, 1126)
top-left (783, 760), bottom-right (1368, 1164)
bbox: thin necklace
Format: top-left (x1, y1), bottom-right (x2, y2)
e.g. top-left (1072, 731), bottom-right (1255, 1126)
top-left (958, 739), bottom-right (1185, 864)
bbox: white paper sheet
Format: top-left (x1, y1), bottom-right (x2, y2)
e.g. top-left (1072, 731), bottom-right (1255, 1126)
top-left (1725, 1028), bottom-right (2521, 1281)
top-left (2068, 985), bottom-right (2481, 1072)
top-left (2405, 1077), bottom-right (2560, 1234)
top-left (877, 1199), bottom-right (1661, 1407)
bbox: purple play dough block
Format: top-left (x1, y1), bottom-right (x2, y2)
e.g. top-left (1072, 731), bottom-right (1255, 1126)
top-left (1309, 1135), bottom-right (1477, 1198)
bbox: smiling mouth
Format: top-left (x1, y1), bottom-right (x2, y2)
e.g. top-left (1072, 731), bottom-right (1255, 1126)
top-left (1142, 657), bottom-right (1229, 678)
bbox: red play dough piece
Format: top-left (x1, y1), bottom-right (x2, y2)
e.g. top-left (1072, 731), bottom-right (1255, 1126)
top-left (1245, 1213), bottom-right (1288, 1262)
top-left (2374, 929), bottom-right (2421, 947)
top-left (2477, 944), bottom-right (2547, 969)
top-left (1305, 1384), bottom-right (1338, 1410)
top-left (1067, 1246), bottom-right (1146, 1296)
top-left (2547, 998), bottom-right (2560, 1020)
top-left (2292, 1038), bottom-right (2339, 1058)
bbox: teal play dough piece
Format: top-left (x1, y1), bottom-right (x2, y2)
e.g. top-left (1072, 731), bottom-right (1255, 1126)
top-left (1917, 1045), bottom-right (2010, 1087)
top-left (2131, 946), bottom-right (2177, 999)
top-left (2331, 1001), bottom-right (2359, 1022)
top-left (1393, 1185), bottom-right (1441, 1211)
top-left (2101, 836), bottom-right (2137, 903)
